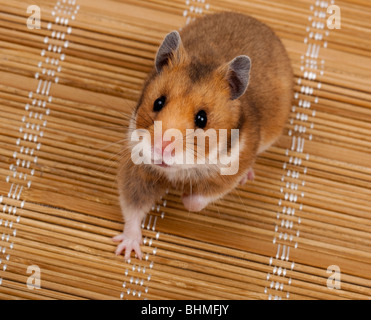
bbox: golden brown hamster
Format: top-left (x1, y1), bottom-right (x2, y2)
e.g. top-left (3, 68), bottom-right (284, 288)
top-left (113, 12), bottom-right (293, 260)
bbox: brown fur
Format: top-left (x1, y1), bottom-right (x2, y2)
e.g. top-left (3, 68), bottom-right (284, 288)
top-left (115, 12), bottom-right (293, 259)
top-left (127, 12), bottom-right (293, 196)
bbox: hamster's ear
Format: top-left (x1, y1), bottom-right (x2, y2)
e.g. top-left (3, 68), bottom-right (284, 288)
top-left (155, 31), bottom-right (182, 73)
top-left (225, 55), bottom-right (251, 100)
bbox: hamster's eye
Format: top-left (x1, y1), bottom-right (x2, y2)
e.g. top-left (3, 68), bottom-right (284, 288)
top-left (195, 110), bottom-right (207, 128)
top-left (153, 96), bottom-right (166, 112)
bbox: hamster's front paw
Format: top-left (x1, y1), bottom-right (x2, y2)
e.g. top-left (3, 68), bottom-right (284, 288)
top-left (113, 232), bottom-right (143, 260)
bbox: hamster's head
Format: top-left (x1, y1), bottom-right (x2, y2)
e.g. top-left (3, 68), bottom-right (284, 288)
top-left (130, 31), bottom-right (251, 176)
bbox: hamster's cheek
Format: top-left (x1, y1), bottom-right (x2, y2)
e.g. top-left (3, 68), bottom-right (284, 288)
top-left (129, 131), bottom-right (153, 165)
top-left (136, 106), bottom-right (155, 129)
top-left (143, 139), bottom-right (154, 164)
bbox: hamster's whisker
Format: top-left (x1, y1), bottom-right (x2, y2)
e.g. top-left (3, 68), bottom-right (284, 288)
top-left (130, 111), bottom-right (154, 128)
top-left (88, 92), bottom-right (136, 123)
top-left (97, 138), bottom-right (128, 152)
top-left (184, 143), bottom-right (209, 161)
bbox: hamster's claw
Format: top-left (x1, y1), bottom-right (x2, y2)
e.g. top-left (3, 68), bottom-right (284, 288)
top-left (113, 233), bottom-right (143, 260)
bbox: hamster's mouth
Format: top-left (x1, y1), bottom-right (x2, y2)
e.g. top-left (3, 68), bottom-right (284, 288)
top-left (156, 162), bottom-right (170, 168)
top-left (153, 160), bottom-right (172, 168)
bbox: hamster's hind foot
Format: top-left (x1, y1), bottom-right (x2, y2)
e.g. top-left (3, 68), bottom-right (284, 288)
top-left (113, 232), bottom-right (143, 261)
top-left (182, 194), bottom-right (214, 212)
top-left (239, 168), bottom-right (255, 185)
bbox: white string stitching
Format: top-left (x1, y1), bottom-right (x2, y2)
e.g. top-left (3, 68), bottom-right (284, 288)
top-left (0, 0), bottom-right (79, 288)
top-left (264, 0), bottom-right (331, 300)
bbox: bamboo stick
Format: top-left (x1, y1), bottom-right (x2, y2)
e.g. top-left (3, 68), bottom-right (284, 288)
top-left (0, 0), bottom-right (370, 300)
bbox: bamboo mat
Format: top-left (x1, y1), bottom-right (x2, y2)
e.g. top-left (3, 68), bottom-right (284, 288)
top-left (0, 0), bottom-right (370, 300)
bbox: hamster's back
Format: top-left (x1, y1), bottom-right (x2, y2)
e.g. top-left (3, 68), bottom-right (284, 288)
top-left (180, 12), bottom-right (293, 152)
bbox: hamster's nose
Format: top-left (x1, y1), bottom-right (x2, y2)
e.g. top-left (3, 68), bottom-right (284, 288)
top-left (161, 140), bottom-right (172, 153)
top-left (153, 140), bottom-right (172, 160)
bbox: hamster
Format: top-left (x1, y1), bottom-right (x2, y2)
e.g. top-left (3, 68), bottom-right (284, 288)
top-left (113, 12), bottom-right (293, 260)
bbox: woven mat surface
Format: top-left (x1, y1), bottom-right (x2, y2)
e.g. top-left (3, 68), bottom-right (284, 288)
top-left (0, 0), bottom-right (370, 299)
